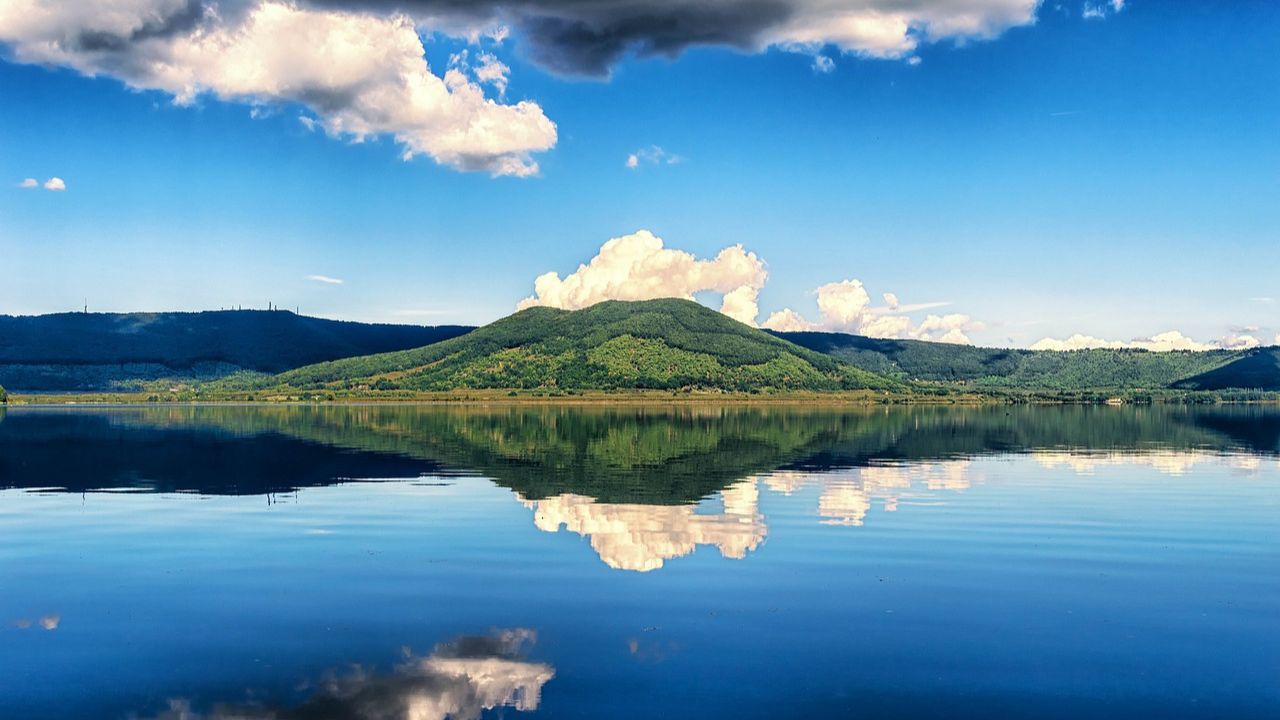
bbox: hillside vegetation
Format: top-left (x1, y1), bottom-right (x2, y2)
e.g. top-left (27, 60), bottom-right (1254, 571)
top-left (774, 331), bottom-right (1266, 391)
top-left (258, 299), bottom-right (900, 393)
top-left (0, 310), bottom-right (471, 390)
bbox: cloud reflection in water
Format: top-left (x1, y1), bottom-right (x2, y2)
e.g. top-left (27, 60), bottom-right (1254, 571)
top-left (135, 629), bottom-right (553, 720)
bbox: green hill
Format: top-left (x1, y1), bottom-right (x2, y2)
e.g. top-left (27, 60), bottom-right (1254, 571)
top-left (0, 310), bottom-right (471, 391)
top-left (261, 299), bottom-right (900, 393)
top-left (773, 331), bottom-right (1272, 391)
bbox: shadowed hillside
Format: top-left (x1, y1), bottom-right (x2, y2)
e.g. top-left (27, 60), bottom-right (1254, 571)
top-left (1173, 347), bottom-right (1280, 391)
top-left (0, 310), bottom-right (472, 390)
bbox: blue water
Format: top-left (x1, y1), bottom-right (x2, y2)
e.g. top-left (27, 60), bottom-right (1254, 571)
top-left (1, 405), bottom-right (1277, 719)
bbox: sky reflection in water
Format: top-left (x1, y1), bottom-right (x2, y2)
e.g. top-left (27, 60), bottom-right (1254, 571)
top-left (1, 404), bottom-right (1277, 719)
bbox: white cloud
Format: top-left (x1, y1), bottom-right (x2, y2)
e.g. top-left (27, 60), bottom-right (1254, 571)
top-left (517, 230), bottom-right (767, 325)
top-left (307, 274), bottom-right (344, 285)
top-left (811, 55), bottom-right (835, 74)
top-left (1274, 334), bottom-right (1280, 346)
top-left (624, 145), bottom-right (682, 170)
top-left (0, 1), bottom-right (556, 177)
top-left (18, 178), bottom-right (38, 188)
top-left (42, 177), bottom-right (66, 191)
top-left (1031, 330), bottom-right (1263, 352)
top-left (762, 279), bottom-right (981, 344)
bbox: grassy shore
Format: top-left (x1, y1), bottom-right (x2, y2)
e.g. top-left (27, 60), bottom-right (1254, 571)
top-left (6, 386), bottom-right (1278, 406)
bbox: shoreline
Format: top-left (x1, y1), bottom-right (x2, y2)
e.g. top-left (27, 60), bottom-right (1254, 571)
top-left (5, 388), bottom-right (1278, 407)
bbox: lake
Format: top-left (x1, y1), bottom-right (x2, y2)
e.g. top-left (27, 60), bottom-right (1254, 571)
top-left (1, 404), bottom-right (1277, 719)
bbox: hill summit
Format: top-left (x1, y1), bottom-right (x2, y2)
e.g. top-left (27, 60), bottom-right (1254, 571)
top-left (266, 299), bottom-right (899, 393)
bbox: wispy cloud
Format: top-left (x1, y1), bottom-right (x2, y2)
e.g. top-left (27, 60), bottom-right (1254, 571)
top-left (18, 178), bottom-right (37, 188)
top-left (811, 55), bottom-right (835, 74)
top-left (625, 145), bottom-right (684, 170)
top-left (306, 275), bottom-right (344, 285)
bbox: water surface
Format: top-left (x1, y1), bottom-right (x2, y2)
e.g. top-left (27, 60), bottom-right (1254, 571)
top-left (2, 404), bottom-right (1277, 719)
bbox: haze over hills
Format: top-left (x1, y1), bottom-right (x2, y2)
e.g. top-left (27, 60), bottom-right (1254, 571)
top-left (256, 299), bottom-right (899, 394)
top-left (0, 310), bottom-right (471, 391)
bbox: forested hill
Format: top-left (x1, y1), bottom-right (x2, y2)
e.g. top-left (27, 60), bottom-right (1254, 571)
top-left (257, 299), bottom-right (900, 394)
top-left (0, 311), bottom-right (473, 391)
top-left (773, 330), bottom-right (1277, 391)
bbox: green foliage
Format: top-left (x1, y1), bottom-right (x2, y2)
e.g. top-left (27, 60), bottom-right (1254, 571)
top-left (261, 299), bottom-right (901, 393)
top-left (776, 331), bottom-right (1255, 390)
top-left (0, 384), bottom-right (7, 403)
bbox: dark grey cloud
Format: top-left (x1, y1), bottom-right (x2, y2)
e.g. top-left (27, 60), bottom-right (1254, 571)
top-left (72, 0), bottom-right (209, 53)
top-left (297, 0), bottom-right (1044, 76)
top-left (303, 0), bottom-right (794, 76)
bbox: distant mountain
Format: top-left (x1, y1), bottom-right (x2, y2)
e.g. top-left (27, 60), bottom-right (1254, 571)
top-left (1173, 347), bottom-right (1280, 391)
top-left (263, 299), bottom-right (900, 393)
top-left (773, 331), bottom-right (1276, 391)
top-left (0, 311), bottom-right (472, 391)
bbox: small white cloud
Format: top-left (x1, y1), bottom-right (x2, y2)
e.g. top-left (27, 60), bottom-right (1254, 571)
top-left (624, 145), bottom-right (683, 170)
top-left (1083, 0), bottom-right (1125, 19)
top-left (907, 56), bottom-right (923, 66)
top-left (298, 115), bottom-right (318, 132)
top-left (18, 177), bottom-right (37, 188)
top-left (43, 177), bottom-right (66, 191)
top-left (811, 55), bottom-right (835, 73)
top-left (307, 275), bottom-right (344, 285)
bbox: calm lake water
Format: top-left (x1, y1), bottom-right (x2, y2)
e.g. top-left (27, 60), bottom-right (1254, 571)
top-left (1, 404), bottom-right (1277, 719)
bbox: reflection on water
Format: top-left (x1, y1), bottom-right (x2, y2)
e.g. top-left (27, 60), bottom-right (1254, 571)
top-left (519, 480), bottom-right (767, 572)
top-left (137, 630), bottom-right (553, 720)
top-left (1, 404), bottom-right (1278, 719)
top-left (1033, 449), bottom-right (1274, 476)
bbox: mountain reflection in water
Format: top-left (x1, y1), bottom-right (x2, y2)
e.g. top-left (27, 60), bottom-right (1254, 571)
top-left (4, 404), bottom-right (1276, 573)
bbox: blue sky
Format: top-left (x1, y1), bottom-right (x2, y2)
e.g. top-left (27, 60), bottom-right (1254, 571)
top-left (0, 0), bottom-right (1277, 348)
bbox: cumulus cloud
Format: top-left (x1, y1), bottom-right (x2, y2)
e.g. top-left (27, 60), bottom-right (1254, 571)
top-left (625, 145), bottom-right (682, 170)
top-left (761, 278), bottom-right (982, 343)
top-left (811, 54), bottom-right (835, 73)
top-left (0, 1), bottom-right (556, 176)
top-left (518, 232), bottom-right (981, 340)
top-left (517, 230), bottom-right (767, 324)
top-left (307, 274), bottom-right (344, 285)
top-left (43, 177), bottom-right (66, 191)
top-left (1031, 330), bottom-right (1262, 352)
top-left (301, 0), bottom-right (1043, 76)
top-left (18, 178), bottom-right (38, 188)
